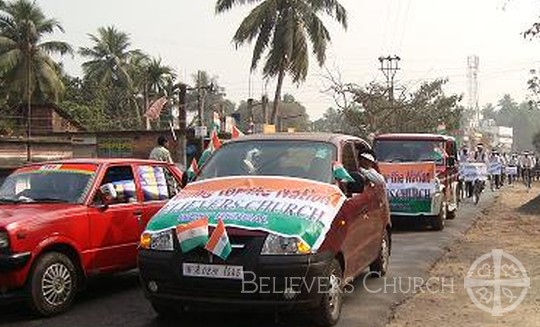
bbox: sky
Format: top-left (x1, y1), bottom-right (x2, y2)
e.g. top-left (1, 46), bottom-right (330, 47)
top-left (38, 0), bottom-right (540, 119)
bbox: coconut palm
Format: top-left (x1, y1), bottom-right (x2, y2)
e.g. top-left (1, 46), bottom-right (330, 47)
top-left (0, 0), bottom-right (72, 104)
top-left (144, 57), bottom-right (176, 97)
top-left (216, 0), bottom-right (347, 125)
top-left (80, 26), bottom-right (147, 126)
top-left (79, 26), bottom-right (143, 88)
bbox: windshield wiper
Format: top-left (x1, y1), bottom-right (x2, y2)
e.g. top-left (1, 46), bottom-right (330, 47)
top-left (0, 197), bottom-right (22, 204)
top-left (30, 198), bottom-right (69, 203)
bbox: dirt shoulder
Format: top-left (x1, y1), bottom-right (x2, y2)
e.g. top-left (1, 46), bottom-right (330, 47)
top-left (386, 184), bottom-right (540, 327)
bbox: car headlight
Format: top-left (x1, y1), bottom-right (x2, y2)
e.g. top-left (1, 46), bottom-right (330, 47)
top-left (261, 234), bottom-right (311, 255)
top-left (140, 229), bottom-right (174, 251)
top-left (0, 232), bottom-right (9, 249)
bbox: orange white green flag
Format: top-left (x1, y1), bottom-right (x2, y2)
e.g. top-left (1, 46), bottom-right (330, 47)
top-left (231, 125), bottom-right (244, 139)
top-left (176, 217), bottom-right (209, 253)
top-left (205, 219), bottom-right (231, 260)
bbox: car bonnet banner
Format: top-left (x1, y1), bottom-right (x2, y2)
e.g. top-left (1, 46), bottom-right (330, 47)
top-left (146, 176), bottom-right (347, 250)
top-left (378, 162), bottom-right (436, 214)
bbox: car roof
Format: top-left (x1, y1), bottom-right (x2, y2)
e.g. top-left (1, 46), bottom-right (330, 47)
top-left (20, 158), bottom-right (172, 167)
top-left (375, 133), bottom-right (455, 142)
top-left (227, 132), bottom-right (368, 146)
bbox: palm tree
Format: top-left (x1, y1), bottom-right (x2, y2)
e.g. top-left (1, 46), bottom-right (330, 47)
top-left (216, 0), bottom-right (347, 125)
top-left (144, 57), bottom-right (176, 97)
top-left (79, 26), bottom-right (143, 88)
top-left (80, 26), bottom-right (145, 126)
top-left (0, 0), bottom-right (72, 104)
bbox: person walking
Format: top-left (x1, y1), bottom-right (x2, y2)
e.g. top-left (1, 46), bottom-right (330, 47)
top-left (149, 136), bottom-right (174, 163)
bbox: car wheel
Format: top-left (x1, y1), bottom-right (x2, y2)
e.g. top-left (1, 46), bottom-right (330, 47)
top-left (432, 203), bottom-right (446, 231)
top-left (369, 229), bottom-right (390, 277)
top-left (151, 300), bottom-right (181, 318)
top-left (28, 252), bottom-right (78, 316)
top-left (310, 258), bottom-right (343, 326)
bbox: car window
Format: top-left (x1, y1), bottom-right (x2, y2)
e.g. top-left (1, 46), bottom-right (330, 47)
top-left (342, 142), bottom-right (358, 172)
top-left (198, 141), bottom-right (336, 183)
top-left (99, 166), bottom-right (137, 204)
top-left (138, 165), bottom-right (180, 202)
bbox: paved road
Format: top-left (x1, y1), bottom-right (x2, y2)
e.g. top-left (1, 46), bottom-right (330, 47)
top-left (0, 193), bottom-right (496, 327)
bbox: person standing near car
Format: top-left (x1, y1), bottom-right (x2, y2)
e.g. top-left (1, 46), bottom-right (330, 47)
top-left (149, 136), bottom-right (174, 163)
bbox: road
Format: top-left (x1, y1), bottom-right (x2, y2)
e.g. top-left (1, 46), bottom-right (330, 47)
top-left (0, 193), bottom-right (495, 327)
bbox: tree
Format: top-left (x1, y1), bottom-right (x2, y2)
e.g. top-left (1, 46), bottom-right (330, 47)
top-left (324, 74), bottom-right (463, 135)
top-left (215, 0), bottom-right (348, 124)
top-left (533, 130), bottom-right (540, 153)
top-left (312, 107), bottom-right (360, 135)
top-left (0, 0), bottom-right (72, 104)
top-left (80, 26), bottom-right (148, 127)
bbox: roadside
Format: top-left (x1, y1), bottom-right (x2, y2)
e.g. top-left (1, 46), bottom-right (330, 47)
top-left (386, 184), bottom-right (540, 327)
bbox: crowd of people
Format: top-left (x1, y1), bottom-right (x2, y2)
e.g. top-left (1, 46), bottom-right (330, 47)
top-left (458, 143), bottom-right (539, 195)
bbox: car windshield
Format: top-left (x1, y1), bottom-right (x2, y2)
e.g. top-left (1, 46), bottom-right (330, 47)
top-left (0, 164), bottom-right (97, 204)
top-left (198, 141), bottom-right (336, 183)
top-left (374, 140), bottom-right (446, 164)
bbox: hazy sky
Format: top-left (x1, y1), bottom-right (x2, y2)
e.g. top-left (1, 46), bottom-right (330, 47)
top-left (39, 0), bottom-right (540, 119)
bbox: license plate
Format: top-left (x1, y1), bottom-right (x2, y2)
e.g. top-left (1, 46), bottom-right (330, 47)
top-left (182, 263), bottom-right (244, 280)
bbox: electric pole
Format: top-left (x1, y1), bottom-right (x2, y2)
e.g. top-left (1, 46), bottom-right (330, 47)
top-left (378, 55), bottom-right (401, 131)
top-left (196, 71), bottom-right (214, 153)
top-left (178, 83), bottom-right (187, 168)
top-left (378, 55), bottom-right (401, 106)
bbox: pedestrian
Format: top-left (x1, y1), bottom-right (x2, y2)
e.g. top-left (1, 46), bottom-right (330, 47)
top-left (149, 136), bottom-right (174, 163)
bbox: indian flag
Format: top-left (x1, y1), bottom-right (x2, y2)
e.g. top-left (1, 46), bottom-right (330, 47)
top-left (198, 130), bottom-right (222, 167)
top-left (205, 219), bottom-right (232, 260)
top-left (332, 161), bottom-right (355, 182)
top-left (231, 125), bottom-right (244, 139)
top-left (176, 217), bottom-right (209, 253)
top-left (186, 158), bottom-right (199, 181)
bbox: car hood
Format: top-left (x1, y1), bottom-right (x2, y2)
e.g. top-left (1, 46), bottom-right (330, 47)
top-left (0, 203), bottom-right (85, 230)
top-left (146, 175), bottom-right (346, 251)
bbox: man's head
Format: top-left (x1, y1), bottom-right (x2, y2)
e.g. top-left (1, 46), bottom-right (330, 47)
top-left (158, 136), bottom-right (168, 147)
top-left (359, 152), bottom-right (376, 169)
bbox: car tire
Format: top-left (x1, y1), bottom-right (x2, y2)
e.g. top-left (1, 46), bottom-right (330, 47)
top-left (309, 258), bottom-right (343, 327)
top-left (369, 229), bottom-right (391, 277)
top-left (432, 204), bottom-right (446, 231)
top-left (151, 301), bottom-right (180, 318)
top-left (28, 252), bottom-right (78, 316)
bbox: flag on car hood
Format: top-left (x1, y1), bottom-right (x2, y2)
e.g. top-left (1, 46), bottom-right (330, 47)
top-left (205, 219), bottom-right (232, 260)
top-left (176, 217), bottom-right (209, 253)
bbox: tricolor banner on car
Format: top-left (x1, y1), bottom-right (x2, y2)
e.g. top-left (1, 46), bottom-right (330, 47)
top-left (378, 162), bottom-right (437, 214)
top-left (146, 176), bottom-right (347, 251)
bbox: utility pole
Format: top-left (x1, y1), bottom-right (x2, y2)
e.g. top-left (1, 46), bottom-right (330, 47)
top-left (378, 55), bottom-right (401, 106)
top-left (178, 83), bottom-right (187, 168)
top-left (378, 55), bottom-right (401, 131)
top-left (196, 71), bottom-right (214, 153)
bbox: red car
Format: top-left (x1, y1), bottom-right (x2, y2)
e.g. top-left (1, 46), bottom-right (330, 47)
top-left (0, 159), bottom-right (182, 315)
top-left (138, 133), bottom-right (391, 326)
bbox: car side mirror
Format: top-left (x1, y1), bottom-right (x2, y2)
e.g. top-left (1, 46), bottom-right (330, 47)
top-left (345, 172), bottom-right (365, 195)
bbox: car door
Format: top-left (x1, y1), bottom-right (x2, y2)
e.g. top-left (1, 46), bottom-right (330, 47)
top-left (355, 141), bottom-right (385, 263)
top-left (88, 164), bottom-right (143, 273)
top-left (339, 141), bottom-right (375, 277)
top-left (136, 164), bottom-right (181, 234)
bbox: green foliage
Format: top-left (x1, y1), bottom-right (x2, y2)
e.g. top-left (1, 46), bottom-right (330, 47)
top-left (0, 0), bottom-right (72, 105)
top-left (482, 94), bottom-right (540, 151)
top-left (324, 77), bottom-right (463, 136)
top-left (234, 93), bottom-right (309, 132)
